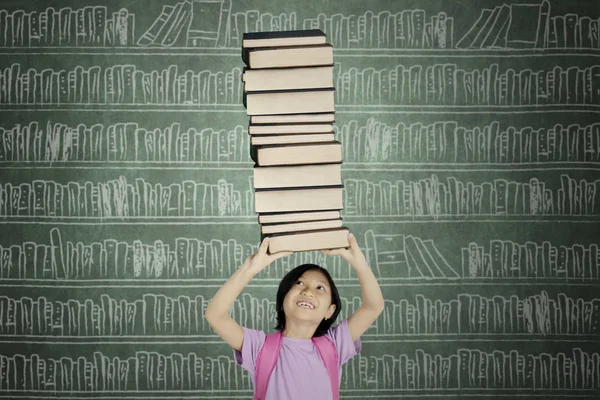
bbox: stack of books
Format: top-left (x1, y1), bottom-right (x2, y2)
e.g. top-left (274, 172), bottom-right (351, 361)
top-left (242, 29), bottom-right (349, 253)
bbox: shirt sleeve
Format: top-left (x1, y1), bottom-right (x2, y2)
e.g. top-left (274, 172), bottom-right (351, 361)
top-left (324, 319), bottom-right (362, 366)
top-left (232, 327), bottom-right (267, 373)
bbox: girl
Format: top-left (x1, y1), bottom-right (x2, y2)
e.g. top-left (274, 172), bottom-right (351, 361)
top-left (205, 232), bottom-right (385, 399)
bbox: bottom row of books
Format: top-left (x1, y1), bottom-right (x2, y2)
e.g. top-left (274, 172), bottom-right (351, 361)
top-left (254, 160), bottom-right (349, 253)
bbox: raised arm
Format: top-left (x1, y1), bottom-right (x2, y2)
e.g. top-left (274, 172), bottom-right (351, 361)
top-left (205, 238), bottom-right (292, 351)
top-left (321, 232), bottom-right (385, 342)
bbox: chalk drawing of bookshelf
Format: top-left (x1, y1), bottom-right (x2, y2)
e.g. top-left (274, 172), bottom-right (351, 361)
top-left (0, 174), bottom-right (597, 219)
top-left (0, 177), bottom-right (254, 218)
top-left (1, 1), bottom-right (598, 51)
top-left (461, 239), bottom-right (600, 280)
top-left (0, 347), bottom-right (598, 391)
top-left (343, 174), bottom-right (599, 217)
top-left (0, 291), bottom-right (597, 337)
top-left (2, 228), bottom-right (596, 282)
top-left (0, 228), bottom-right (455, 281)
top-left (1, 63), bottom-right (599, 107)
top-left (337, 119), bottom-right (600, 164)
top-left (0, 122), bottom-right (250, 163)
top-left (456, 1), bottom-right (600, 50)
top-left (1, 119), bottom-right (598, 165)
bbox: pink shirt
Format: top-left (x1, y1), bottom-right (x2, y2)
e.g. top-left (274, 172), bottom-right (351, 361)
top-left (233, 319), bottom-right (361, 399)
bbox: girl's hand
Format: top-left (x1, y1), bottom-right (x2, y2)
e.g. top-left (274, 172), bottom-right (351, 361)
top-left (319, 232), bottom-right (368, 269)
top-left (243, 237), bottom-right (293, 275)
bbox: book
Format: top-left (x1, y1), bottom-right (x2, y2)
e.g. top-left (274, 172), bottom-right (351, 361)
top-left (244, 88), bottom-right (335, 115)
top-left (250, 113), bottom-right (335, 124)
top-left (161, 0), bottom-right (193, 46)
top-left (254, 186), bottom-right (343, 213)
top-left (251, 133), bottom-right (334, 146)
top-left (261, 218), bottom-right (343, 234)
top-left (251, 141), bottom-right (342, 166)
top-left (137, 5), bottom-right (173, 46)
top-left (258, 210), bottom-right (341, 224)
top-left (265, 227), bottom-right (350, 253)
top-left (248, 123), bottom-right (333, 135)
top-left (253, 163), bottom-right (342, 189)
top-left (505, 2), bottom-right (550, 48)
top-left (187, 0), bottom-right (227, 47)
top-left (470, 6), bottom-right (502, 48)
top-left (243, 65), bottom-right (334, 91)
top-left (244, 44), bottom-right (334, 69)
top-left (481, 4), bottom-right (511, 48)
top-left (456, 9), bottom-right (492, 48)
top-left (242, 29), bottom-right (326, 49)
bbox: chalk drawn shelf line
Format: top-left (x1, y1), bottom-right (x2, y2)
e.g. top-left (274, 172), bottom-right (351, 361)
top-left (1, 216), bottom-right (598, 223)
top-left (0, 395), bottom-right (598, 400)
top-left (1, 106), bottom-right (600, 114)
top-left (0, 389), bottom-right (596, 393)
top-left (1, 48), bottom-right (600, 58)
top-left (1, 281), bottom-right (599, 288)
top-left (0, 395), bottom-right (597, 399)
top-left (1, 219), bottom-right (599, 226)
top-left (2, 163), bottom-right (600, 171)
top-left (0, 396), bottom-right (597, 400)
top-left (1, 336), bottom-right (598, 344)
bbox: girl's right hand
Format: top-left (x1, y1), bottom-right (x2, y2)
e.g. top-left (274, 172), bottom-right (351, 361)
top-left (243, 237), bottom-right (293, 275)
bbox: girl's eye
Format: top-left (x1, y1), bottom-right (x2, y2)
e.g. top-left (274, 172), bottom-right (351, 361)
top-left (318, 286), bottom-right (325, 291)
top-left (296, 281), bottom-right (304, 285)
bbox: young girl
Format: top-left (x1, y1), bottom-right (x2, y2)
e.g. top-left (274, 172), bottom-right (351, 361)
top-left (205, 232), bottom-right (385, 399)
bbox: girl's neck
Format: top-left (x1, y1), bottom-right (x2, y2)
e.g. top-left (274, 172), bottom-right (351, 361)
top-left (282, 321), bottom-right (319, 339)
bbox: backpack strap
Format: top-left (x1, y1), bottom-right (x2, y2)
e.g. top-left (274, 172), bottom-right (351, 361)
top-left (313, 335), bottom-right (340, 400)
top-left (254, 332), bottom-right (340, 400)
top-left (253, 331), bottom-right (282, 400)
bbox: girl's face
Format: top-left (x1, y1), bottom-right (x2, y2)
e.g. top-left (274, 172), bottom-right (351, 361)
top-left (282, 269), bottom-right (336, 323)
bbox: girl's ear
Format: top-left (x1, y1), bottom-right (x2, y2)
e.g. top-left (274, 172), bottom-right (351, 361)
top-left (325, 304), bottom-right (336, 319)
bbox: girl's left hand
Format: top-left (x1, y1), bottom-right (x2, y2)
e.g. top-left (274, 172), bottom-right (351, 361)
top-left (319, 232), bottom-right (368, 268)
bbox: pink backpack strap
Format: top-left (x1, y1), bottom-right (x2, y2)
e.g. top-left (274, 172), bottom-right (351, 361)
top-left (253, 331), bottom-right (282, 400)
top-left (254, 332), bottom-right (339, 400)
top-left (312, 335), bottom-right (340, 400)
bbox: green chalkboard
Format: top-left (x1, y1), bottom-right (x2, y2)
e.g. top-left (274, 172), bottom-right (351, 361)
top-left (0, 0), bottom-right (599, 398)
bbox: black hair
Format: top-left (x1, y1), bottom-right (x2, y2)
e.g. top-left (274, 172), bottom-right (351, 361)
top-left (274, 263), bottom-right (342, 337)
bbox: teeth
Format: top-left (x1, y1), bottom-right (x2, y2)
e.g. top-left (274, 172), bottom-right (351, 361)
top-left (297, 301), bottom-right (314, 309)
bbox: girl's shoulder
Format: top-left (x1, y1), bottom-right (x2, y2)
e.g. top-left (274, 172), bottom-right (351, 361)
top-left (323, 318), bottom-right (350, 341)
top-left (323, 319), bottom-right (362, 365)
top-left (232, 327), bottom-right (266, 372)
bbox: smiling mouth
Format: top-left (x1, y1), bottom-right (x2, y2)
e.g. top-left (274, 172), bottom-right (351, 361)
top-left (296, 301), bottom-right (315, 309)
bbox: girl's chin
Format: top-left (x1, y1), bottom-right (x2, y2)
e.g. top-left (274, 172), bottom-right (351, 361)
top-left (286, 312), bottom-right (324, 322)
